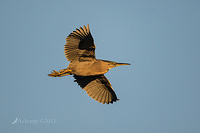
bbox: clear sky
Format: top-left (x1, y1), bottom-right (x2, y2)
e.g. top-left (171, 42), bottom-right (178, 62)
top-left (0, 0), bottom-right (200, 133)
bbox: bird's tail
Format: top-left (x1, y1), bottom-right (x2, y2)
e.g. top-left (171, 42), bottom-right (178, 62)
top-left (48, 69), bottom-right (72, 77)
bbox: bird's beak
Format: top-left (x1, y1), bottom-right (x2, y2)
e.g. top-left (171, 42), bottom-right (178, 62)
top-left (115, 63), bottom-right (131, 66)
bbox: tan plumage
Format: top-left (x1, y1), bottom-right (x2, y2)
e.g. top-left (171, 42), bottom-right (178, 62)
top-left (65, 24), bottom-right (95, 61)
top-left (49, 24), bottom-right (130, 104)
top-left (74, 75), bottom-right (118, 104)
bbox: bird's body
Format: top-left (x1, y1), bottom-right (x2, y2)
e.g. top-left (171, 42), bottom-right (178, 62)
top-left (68, 59), bottom-right (110, 76)
top-left (48, 24), bottom-right (130, 104)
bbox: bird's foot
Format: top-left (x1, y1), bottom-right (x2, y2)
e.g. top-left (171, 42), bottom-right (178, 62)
top-left (48, 69), bottom-right (72, 77)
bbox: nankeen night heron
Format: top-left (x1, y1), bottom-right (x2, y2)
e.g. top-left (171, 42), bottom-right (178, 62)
top-left (48, 24), bottom-right (130, 104)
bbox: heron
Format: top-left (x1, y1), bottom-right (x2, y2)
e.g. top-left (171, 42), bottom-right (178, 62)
top-left (48, 24), bottom-right (130, 104)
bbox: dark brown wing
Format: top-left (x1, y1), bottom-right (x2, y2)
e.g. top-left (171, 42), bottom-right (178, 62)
top-left (65, 24), bottom-right (96, 61)
top-left (74, 74), bottom-right (119, 104)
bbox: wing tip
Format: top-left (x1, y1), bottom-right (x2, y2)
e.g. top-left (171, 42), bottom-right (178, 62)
top-left (82, 24), bottom-right (90, 34)
top-left (86, 24), bottom-right (90, 33)
top-left (94, 95), bottom-right (119, 104)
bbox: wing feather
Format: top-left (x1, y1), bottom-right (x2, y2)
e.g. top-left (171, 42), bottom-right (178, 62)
top-left (73, 75), bottom-right (119, 104)
top-left (65, 24), bottom-right (96, 61)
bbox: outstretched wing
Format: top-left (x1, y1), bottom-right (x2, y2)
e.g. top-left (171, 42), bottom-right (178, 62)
top-left (65, 24), bottom-right (96, 61)
top-left (74, 74), bottom-right (119, 104)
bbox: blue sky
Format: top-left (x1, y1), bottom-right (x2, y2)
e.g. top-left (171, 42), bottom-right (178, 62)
top-left (0, 0), bottom-right (200, 133)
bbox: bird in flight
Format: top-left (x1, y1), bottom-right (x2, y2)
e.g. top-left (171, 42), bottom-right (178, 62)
top-left (48, 24), bottom-right (130, 104)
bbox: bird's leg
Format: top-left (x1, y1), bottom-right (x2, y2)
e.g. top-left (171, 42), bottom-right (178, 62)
top-left (48, 69), bottom-right (72, 77)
